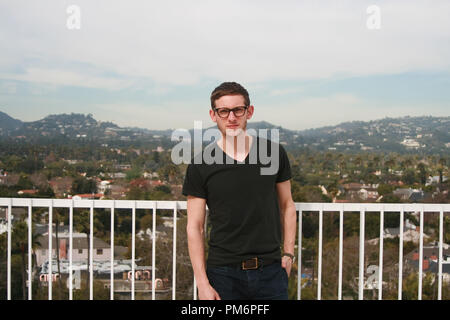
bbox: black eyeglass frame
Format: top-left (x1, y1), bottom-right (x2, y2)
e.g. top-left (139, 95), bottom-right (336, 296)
top-left (213, 106), bottom-right (249, 119)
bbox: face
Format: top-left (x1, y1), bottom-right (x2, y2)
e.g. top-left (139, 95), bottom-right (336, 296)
top-left (209, 94), bottom-right (254, 137)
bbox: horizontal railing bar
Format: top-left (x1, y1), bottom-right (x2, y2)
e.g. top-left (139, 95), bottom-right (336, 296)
top-left (2, 197), bottom-right (449, 302)
top-left (296, 202), bottom-right (450, 212)
top-left (1, 198), bottom-right (449, 212)
top-left (0, 198), bottom-right (450, 214)
top-left (0, 198), bottom-right (189, 210)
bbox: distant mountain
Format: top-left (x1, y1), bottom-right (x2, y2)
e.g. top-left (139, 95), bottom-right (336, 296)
top-left (0, 111), bottom-right (23, 132)
top-left (290, 115), bottom-right (450, 155)
top-left (0, 111), bottom-right (448, 155)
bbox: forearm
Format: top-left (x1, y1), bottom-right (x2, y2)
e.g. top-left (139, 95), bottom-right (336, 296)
top-left (187, 225), bottom-right (209, 287)
top-left (282, 203), bottom-right (297, 254)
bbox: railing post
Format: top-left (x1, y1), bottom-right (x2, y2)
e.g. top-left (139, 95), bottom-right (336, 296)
top-left (69, 199), bottom-right (73, 300)
top-left (152, 201), bottom-right (156, 301)
top-left (438, 207), bottom-right (443, 300)
top-left (317, 205), bottom-right (323, 300)
top-left (378, 207), bottom-right (384, 300)
top-left (338, 205), bottom-right (344, 300)
top-left (418, 206), bottom-right (424, 300)
top-left (48, 200), bottom-right (53, 300)
top-left (172, 201), bottom-right (177, 300)
top-left (398, 207), bottom-right (404, 300)
top-left (28, 200), bottom-right (32, 300)
top-left (358, 207), bottom-right (365, 300)
top-left (89, 201), bottom-right (94, 300)
top-left (7, 198), bottom-right (12, 300)
top-left (110, 201), bottom-right (115, 300)
top-left (131, 201), bottom-right (136, 300)
top-left (297, 209), bottom-right (302, 301)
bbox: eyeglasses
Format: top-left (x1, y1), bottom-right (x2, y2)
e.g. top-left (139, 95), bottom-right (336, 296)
top-left (213, 106), bottom-right (248, 119)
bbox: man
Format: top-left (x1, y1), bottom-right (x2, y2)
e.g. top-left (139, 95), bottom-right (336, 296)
top-left (182, 82), bottom-right (297, 300)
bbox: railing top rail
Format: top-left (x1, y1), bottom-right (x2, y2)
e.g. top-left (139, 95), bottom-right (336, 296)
top-left (0, 198), bottom-right (187, 210)
top-left (1, 198), bottom-right (449, 211)
top-left (296, 202), bottom-right (450, 212)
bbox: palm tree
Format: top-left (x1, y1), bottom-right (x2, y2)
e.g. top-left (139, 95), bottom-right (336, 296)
top-left (385, 158), bottom-right (396, 170)
top-left (438, 158), bottom-right (447, 184)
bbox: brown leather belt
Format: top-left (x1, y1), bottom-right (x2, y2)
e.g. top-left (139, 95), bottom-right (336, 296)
top-left (241, 257), bottom-right (278, 270)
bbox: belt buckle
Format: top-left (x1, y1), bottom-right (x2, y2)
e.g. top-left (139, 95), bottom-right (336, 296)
top-left (241, 257), bottom-right (258, 270)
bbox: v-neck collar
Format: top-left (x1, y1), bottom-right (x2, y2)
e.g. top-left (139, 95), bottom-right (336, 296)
top-left (217, 134), bottom-right (256, 164)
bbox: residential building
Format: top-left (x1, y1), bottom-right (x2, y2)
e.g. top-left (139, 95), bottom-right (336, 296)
top-left (35, 232), bottom-right (111, 267)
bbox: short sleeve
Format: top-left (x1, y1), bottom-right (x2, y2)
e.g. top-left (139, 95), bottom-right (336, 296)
top-left (276, 144), bottom-right (292, 183)
top-left (182, 164), bottom-right (207, 199)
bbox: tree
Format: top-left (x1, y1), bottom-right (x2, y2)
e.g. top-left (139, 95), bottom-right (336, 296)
top-left (402, 169), bottom-right (417, 186)
top-left (126, 167), bottom-right (142, 181)
top-left (11, 220), bottom-right (41, 300)
top-left (72, 176), bottom-right (97, 194)
top-left (377, 184), bottom-right (395, 196)
top-left (417, 163), bottom-right (427, 185)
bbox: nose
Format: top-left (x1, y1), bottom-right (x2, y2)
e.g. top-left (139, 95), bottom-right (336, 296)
top-left (228, 110), bottom-right (237, 120)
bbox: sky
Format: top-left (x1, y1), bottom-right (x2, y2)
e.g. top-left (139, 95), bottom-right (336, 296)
top-left (0, 1), bottom-right (449, 131)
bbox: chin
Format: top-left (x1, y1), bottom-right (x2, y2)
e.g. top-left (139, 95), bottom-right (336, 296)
top-left (224, 127), bottom-right (245, 137)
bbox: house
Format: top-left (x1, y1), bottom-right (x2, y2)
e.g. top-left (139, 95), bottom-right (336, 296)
top-left (69, 193), bottom-right (104, 200)
top-left (35, 232), bottom-right (111, 267)
top-left (426, 175), bottom-right (448, 186)
top-left (0, 217), bottom-right (7, 235)
top-left (49, 176), bottom-right (73, 197)
top-left (150, 180), bottom-right (164, 187)
top-left (143, 171), bottom-right (159, 179)
top-left (17, 189), bottom-right (39, 196)
top-left (342, 183), bottom-right (379, 202)
top-left (368, 219), bottom-right (427, 245)
top-left (129, 178), bottom-right (151, 189)
top-left (97, 180), bottom-right (112, 194)
top-left (111, 172), bottom-right (126, 179)
top-left (358, 188), bottom-right (379, 201)
top-left (409, 190), bottom-right (426, 202)
top-left (393, 188), bottom-right (414, 200)
top-left (0, 206), bottom-right (27, 224)
top-left (392, 188), bottom-right (427, 202)
top-left (38, 258), bottom-right (170, 293)
top-left (405, 243), bottom-right (450, 282)
top-left (333, 199), bottom-right (351, 203)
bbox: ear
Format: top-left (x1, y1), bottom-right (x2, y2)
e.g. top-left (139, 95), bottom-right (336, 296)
top-left (246, 105), bottom-right (254, 120)
top-left (209, 108), bottom-right (217, 123)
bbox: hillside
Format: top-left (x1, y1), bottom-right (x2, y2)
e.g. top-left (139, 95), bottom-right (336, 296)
top-left (0, 111), bottom-right (448, 155)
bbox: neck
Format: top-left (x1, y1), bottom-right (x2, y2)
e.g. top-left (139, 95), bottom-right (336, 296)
top-left (219, 130), bottom-right (251, 156)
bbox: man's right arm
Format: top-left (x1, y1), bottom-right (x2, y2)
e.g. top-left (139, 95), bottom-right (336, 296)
top-left (186, 195), bottom-right (221, 300)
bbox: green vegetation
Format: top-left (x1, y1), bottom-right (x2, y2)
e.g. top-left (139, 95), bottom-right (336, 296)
top-left (0, 135), bottom-right (448, 300)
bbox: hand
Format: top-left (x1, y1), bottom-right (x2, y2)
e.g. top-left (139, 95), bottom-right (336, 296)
top-left (198, 283), bottom-right (221, 300)
top-left (281, 255), bottom-right (293, 277)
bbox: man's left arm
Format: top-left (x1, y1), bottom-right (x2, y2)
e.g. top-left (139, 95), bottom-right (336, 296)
top-left (276, 179), bottom-right (297, 277)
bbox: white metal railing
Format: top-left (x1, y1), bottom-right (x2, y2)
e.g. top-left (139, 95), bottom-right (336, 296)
top-left (1, 198), bottom-right (449, 300)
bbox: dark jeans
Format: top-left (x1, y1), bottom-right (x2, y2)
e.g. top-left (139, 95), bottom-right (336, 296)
top-left (206, 261), bottom-right (289, 300)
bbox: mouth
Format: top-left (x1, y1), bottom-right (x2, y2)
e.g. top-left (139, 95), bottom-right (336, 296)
top-left (226, 124), bottom-right (239, 129)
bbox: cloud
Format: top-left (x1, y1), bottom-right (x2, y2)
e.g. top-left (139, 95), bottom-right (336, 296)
top-left (1, 0), bottom-right (450, 89)
top-left (0, 68), bottom-right (134, 90)
top-left (93, 101), bottom-right (212, 130)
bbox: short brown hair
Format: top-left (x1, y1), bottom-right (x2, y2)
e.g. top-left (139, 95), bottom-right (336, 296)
top-left (210, 82), bottom-right (250, 109)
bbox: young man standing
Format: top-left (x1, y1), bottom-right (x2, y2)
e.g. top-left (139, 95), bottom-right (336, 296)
top-left (182, 82), bottom-right (297, 300)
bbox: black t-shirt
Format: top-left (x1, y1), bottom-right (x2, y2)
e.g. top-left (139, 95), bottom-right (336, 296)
top-left (182, 135), bottom-right (291, 267)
